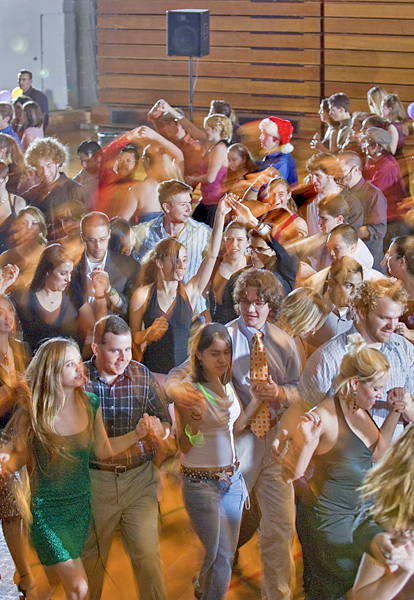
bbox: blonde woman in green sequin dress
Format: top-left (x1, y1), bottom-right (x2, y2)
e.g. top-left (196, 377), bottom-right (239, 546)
top-left (0, 337), bottom-right (151, 600)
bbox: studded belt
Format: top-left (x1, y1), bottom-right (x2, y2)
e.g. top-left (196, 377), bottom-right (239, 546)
top-left (182, 462), bottom-right (239, 481)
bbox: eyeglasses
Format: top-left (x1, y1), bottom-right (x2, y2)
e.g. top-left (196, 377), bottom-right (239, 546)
top-left (247, 246), bottom-right (272, 255)
top-left (239, 299), bottom-right (268, 308)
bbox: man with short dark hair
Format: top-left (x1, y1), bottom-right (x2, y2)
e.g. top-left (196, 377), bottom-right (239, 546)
top-left (18, 69), bottom-right (49, 130)
top-left (337, 150), bottom-right (387, 270)
top-left (327, 223), bottom-right (382, 281)
top-left (73, 140), bottom-right (101, 202)
top-left (300, 152), bottom-right (363, 236)
top-left (82, 315), bottom-right (170, 600)
top-left (134, 179), bottom-right (212, 313)
top-left (328, 92), bottom-right (352, 150)
top-left (70, 211), bottom-right (139, 320)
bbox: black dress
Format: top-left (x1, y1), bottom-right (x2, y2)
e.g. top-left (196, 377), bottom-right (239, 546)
top-left (13, 291), bottom-right (83, 353)
top-left (142, 283), bottom-right (192, 374)
top-left (296, 396), bottom-right (375, 600)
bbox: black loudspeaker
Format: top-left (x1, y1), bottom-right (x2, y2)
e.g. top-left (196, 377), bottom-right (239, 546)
top-left (167, 9), bottom-right (209, 57)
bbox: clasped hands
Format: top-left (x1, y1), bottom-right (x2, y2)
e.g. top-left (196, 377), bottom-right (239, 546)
top-left (90, 268), bottom-right (111, 298)
top-left (387, 387), bottom-right (414, 416)
top-left (251, 375), bottom-right (280, 408)
top-left (135, 413), bottom-right (169, 448)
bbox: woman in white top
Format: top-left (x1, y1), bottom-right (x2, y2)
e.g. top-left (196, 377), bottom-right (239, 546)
top-left (176, 322), bottom-right (260, 600)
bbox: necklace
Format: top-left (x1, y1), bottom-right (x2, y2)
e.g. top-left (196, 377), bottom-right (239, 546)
top-left (0, 346), bottom-right (8, 359)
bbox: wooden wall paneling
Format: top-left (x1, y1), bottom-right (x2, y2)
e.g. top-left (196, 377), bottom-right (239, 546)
top-left (98, 89), bottom-right (319, 114)
top-left (97, 45), bottom-right (321, 66)
top-left (325, 50), bottom-right (414, 70)
top-left (97, 58), bottom-right (320, 82)
top-left (325, 2), bottom-right (414, 18)
top-left (97, 1), bottom-right (320, 17)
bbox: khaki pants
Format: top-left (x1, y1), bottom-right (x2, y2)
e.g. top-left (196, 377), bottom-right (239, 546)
top-left (82, 461), bottom-right (166, 600)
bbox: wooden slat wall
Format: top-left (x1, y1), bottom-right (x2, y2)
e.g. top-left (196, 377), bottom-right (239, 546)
top-left (95, 0), bottom-right (414, 134)
top-left (325, 1), bottom-right (414, 111)
top-left (95, 0), bottom-right (321, 128)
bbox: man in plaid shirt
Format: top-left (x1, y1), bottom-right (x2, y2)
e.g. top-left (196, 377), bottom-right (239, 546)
top-left (82, 315), bottom-right (171, 600)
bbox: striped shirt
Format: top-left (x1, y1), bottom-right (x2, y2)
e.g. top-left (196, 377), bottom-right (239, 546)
top-left (133, 215), bottom-right (212, 313)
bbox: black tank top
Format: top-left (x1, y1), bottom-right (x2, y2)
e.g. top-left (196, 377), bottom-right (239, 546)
top-left (142, 283), bottom-right (193, 374)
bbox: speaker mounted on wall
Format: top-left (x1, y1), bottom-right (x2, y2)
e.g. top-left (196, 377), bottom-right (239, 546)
top-left (167, 9), bottom-right (210, 57)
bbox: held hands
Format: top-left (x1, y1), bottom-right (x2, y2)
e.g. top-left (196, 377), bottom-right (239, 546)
top-left (387, 387), bottom-right (414, 414)
top-left (373, 532), bottom-right (414, 573)
top-left (135, 413), bottom-right (169, 448)
top-left (147, 316), bottom-right (169, 343)
top-left (310, 132), bottom-right (321, 149)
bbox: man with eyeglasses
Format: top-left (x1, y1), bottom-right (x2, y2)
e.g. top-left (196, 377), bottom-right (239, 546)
top-left (166, 267), bottom-right (300, 600)
top-left (337, 150), bottom-right (387, 270)
top-left (70, 211), bottom-right (139, 321)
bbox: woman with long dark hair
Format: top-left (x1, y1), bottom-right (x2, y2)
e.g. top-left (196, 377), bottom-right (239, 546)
top-left (175, 322), bottom-right (258, 600)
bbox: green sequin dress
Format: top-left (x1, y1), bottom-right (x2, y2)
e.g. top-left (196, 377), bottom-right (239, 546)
top-left (30, 393), bottom-right (100, 566)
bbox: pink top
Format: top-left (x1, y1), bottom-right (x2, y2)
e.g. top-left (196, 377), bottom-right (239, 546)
top-left (21, 126), bottom-right (44, 153)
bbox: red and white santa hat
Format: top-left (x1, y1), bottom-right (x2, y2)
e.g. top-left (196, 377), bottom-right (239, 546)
top-left (260, 116), bottom-right (294, 154)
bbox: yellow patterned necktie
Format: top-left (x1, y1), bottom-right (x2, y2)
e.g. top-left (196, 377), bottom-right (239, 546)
top-left (250, 331), bottom-right (271, 438)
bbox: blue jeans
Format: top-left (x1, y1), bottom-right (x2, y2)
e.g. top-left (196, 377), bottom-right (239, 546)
top-left (183, 468), bottom-right (246, 600)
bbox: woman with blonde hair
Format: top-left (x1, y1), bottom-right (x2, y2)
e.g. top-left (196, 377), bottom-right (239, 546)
top-left (277, 287), bottom-right (328, 369)
top-left (282, 334), bottom-right (409, 600)
top-left (353, 423), bottom-right (414, 599)
top-left (367, 86), bottom-right (388, 117)
top-left (380, 93), bottom-right (408, 157)
top-left (156, 100), bottom-right (232, 226)
top-left (0, 294), bottom-right (34, 598)
top-left (0, 337), bottom-right (155, 600)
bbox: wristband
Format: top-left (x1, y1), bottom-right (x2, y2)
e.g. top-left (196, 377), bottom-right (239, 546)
top-left (95, 294), bottom-right (106, 300)
top-left (184, 424), bottom-right (205, 447)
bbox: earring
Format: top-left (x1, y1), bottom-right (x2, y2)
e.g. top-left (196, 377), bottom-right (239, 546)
top-left (352, 391), bottom-right (358, 412)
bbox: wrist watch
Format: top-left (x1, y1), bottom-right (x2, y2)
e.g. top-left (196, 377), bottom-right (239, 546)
top-left (107, 287), bottom-right (117, 298)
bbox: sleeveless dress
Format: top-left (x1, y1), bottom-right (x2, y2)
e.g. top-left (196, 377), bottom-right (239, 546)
top-left (192, 140), bottom-right (228, 228)
top-left (296, 396), bottom-right (375, 600)
top-left (30, 393), bottom-right (100, 566)
top-left (142, 283), bottom-right (193, 374)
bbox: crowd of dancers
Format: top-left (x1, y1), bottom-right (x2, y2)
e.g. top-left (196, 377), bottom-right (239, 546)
top-left (0, 78), bottom-right (414, 600)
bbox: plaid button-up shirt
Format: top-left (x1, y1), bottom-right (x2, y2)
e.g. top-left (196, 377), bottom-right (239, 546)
top-left (86, 359), bottom-right (171, 469)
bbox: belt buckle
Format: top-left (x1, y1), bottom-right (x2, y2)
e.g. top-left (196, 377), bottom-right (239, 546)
top-left (115, 465), bottom-right (127, 474)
